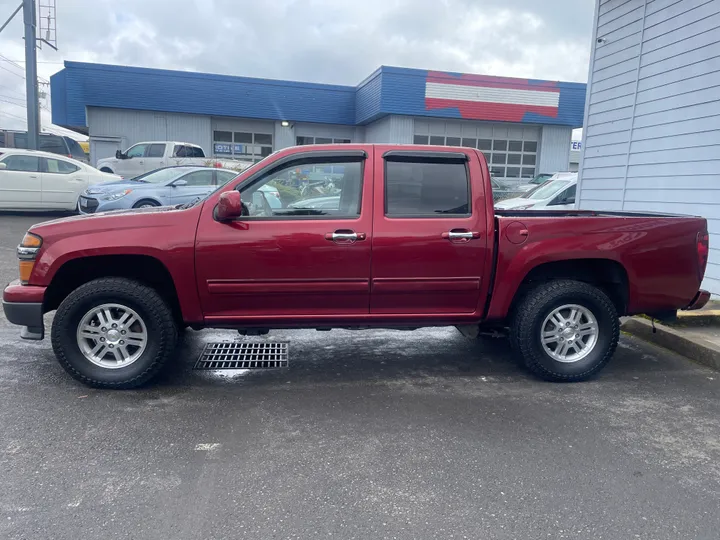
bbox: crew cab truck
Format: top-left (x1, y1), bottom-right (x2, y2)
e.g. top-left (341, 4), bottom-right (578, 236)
top-left (2, 144), bottom-right (711, 388)
top-left (96, 141), bottom-right (251, 178)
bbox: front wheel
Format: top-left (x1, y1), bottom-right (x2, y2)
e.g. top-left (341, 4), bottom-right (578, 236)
top-left (510, 280), bottom-right (619, 382)
top-left (51, 278), bottom-right (178, 388)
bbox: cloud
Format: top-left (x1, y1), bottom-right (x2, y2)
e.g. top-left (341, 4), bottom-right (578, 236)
top-left (0, 0), bottom-right (594, 134)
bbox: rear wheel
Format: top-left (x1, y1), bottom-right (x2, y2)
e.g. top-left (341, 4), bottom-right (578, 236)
top-left (510, 280), bottom-right (619, 382)
top-left (51, 278), bottom-right (178, 389)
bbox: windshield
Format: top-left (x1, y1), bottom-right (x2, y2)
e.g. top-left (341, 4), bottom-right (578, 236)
top-left (129, 167), bottom-right (200, 183)
top-left (522, 179), bottom-right (571, 200)
top-left (531, 174), bottom-right (552, 185)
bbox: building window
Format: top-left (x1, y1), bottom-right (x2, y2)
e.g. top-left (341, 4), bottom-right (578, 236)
top-left (296, 136), bottom-right (352, 145)
top-left (413, 131), bottom-right (538, 182)
top-left (213, 130), bottom-right (273, 162)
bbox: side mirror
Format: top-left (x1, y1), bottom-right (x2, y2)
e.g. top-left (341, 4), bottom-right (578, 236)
top-left (216, 191), bottom-right (243, 222)
top-left (0, 162), bottom-right (6, 170)
top-left (115, 150), bottom-right (126, 160)
top-left (172, 179), bottom-right (188, 187)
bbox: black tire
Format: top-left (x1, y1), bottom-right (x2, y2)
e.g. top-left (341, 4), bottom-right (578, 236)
top-left (51, 278), bottom-right (178, 389)
top-left (132, 199), bottom-right (160, 209)
top-left (510, 280), bottom-right (619, 382)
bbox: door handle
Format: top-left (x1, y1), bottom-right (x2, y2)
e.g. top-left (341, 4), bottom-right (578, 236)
top-left (324, 230), bottom-right (367, 244)
top-left (442, 230), bottom-right (480, 240)
top-left (29, 175), bottom-right (38, 179)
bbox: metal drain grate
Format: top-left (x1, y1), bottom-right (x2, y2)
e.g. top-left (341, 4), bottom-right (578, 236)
top-left (194, 341), bottom-right (289, 370)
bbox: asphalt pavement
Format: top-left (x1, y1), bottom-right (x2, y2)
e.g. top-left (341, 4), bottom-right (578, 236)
top-left (1, 212), bottom-right (720, 539)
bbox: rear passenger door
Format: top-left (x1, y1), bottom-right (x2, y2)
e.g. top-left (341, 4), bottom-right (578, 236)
top-left (40, 157), bottom-right (86, 209)
top-left (370, 149), bottom-right (490, 315)
top-left (143, 143), bottom-right (167, 172)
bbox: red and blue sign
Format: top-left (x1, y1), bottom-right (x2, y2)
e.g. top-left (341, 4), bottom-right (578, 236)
top-left (424, 71), bottom-right (560, 122)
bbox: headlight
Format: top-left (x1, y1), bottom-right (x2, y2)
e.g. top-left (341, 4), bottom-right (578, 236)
top-left (101, 189), bottom-right (133, 201)
top-left (18, 232), bottom-right (42, 284)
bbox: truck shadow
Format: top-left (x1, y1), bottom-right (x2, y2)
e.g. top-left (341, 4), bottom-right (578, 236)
top-left (152, 327), bottom-right (674, 389)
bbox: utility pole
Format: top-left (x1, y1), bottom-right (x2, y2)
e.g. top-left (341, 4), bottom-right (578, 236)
top-left (23, 0), bottom-right (39, 150)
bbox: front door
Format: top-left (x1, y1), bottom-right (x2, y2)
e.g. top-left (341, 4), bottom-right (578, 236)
top-left (370, 148), bottom-right (489, 315)
top-left (195, 150), bottom-right (373, 323)
top-left (121, 143), bottom-right (148, 178)
top-left (168, 169), bottom-right (216, 205)
top-left (0, 154), bottom-right (41, 209)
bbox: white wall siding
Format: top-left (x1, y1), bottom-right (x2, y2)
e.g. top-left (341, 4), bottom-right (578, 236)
top-left (578, 0), bottom-right (720, 294)
top-left (538, 126), bottom-right (572, 174)
top-left (365, 116), bottom-right (414, 143)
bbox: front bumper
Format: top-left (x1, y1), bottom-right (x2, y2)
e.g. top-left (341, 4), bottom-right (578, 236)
top-left (2, 281), bottom-right (46, 340)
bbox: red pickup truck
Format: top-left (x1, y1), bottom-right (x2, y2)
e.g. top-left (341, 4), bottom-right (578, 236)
top-left (2, 144), bottom-right (711, 388)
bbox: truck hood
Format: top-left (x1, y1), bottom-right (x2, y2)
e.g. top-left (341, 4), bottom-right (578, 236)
top-left (33, 205), bottom-right (178, 229)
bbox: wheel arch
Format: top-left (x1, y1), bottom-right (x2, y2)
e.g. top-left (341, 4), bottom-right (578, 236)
top-left (508, 258), bottom-right (630, 318)
top-left (43, 254), bottom-right (183, 325)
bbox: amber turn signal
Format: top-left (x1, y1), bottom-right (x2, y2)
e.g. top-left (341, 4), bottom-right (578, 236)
top-left (19, 260), bottom-right (35, 284)
top-left (20, 232), bottom-right (42, 248)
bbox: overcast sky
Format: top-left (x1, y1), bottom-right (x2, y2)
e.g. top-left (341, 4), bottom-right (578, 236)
top-left (0, 0), bottom-right (594, 139)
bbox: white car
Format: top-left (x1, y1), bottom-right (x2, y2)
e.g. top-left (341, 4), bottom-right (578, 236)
top-left (495, 174), bottom-right (577, 211)
top-left (515, 171), bottom-right (576, 192)
top-left (0, 148), bottom-right (121, 211)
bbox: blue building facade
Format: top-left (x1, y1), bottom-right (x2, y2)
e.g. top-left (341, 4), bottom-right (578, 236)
top-left (51, 62), bottom-right (586, 182)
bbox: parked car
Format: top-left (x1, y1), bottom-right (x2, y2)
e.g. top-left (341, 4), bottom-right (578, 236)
top-left (494, 174), bottom-right (578, 210)
top-left (490, 177), bottom-right (520, 203)
top-left (0, 129), bottom-right (88, 163)
top-left (95, 141), bottom-right (252, 178)
top-left (2, 144), bottom-right (710, 389)
top-left (77, 166), bottom-right (240, 213)
top-left (515, 172), bottom-right (557, 192)
top-left (288, 195), bottom-right (340, 210)
top-left (0, 148), bottom-right (120, 211)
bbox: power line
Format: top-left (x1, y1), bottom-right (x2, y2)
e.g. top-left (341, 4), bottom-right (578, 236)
top-left (0, 110), bottom-right (28, 122)
top-left (0, 59), bottom-right (64, 64)
top-left (0, 53), bottom-right (49, 83)
top-left (0, 63), bottom-right (25, 80)
top-left (0, 94), bottom-right (26, 104)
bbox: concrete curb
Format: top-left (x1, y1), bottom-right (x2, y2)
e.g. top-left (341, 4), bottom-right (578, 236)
top-left (622, 317), bottom-right (720, 372)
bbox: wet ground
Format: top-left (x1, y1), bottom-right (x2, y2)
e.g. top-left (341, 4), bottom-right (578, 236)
top-left (1, 212), bottom-right (720, 539)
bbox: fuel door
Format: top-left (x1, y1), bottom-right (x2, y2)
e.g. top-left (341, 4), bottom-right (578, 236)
top-left (505, 221), bottom-right (529, 245)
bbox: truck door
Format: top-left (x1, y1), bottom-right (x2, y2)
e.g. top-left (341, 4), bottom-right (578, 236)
top-left (194, 149), bottom-right (373, 321)
top-left (370, 149), bottom-right (490, 315)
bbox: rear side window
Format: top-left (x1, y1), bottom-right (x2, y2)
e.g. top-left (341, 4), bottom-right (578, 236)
top-left (2, 155), bottom-right (40, 172)
top-left (174, 145), bottom-right (202, 158)
top-left (39, 135), bottom-right (67, 155)
top-left (43, 157), bottom-right (80, 174)
top-left (385, 159), bottom-right (470, 217)
top-left (147, 144), bottom-right (166, 158)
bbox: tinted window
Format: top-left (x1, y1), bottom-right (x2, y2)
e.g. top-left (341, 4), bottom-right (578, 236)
top-left (147, 144), bottom-right (165, 158)
top-left (191, 146), bottom-right (205, 158)
top-left (216, 171), bottom-right (237, 185)
top-left (385, 160), bottom-right (469, 216)
top-left (180, 170), bottom-right (214, 186)
top-left (39, 135), bottom-right (67, 155)
top-left (44, 158), bottom-right (80, 174)
top-left (413, 135), bottom-right (429, 145)
top-left (240, 160), bottom-right (363, 218)
top-left (65, 137), bottom-right (86, 159)
top-left (126, 144), bottom-right (147, 158)
top-left (13, 133), bottom-right (28, 148)
top-left (2, 155), bottom-right (40, 172)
